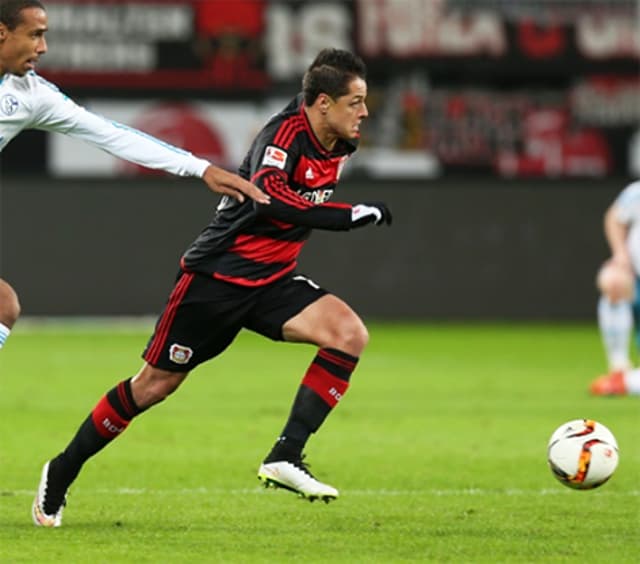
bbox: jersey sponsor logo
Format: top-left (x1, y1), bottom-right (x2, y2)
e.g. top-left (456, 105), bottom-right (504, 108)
top-left (262, 145), bottom-right (288, 169)
top-left (169, 343), bottom-right (194, 364)
top-left (305, 166), bottom-right (314, 180)
top-left (1, 94), bottom-right (19, 116)
top-left (299, 188), bottom-right (334, 204)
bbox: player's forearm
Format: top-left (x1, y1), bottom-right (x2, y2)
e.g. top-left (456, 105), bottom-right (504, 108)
top-left (257, 201), bottom-right (352, 231)
top-left (257, 172), bottom-right (352, 230)
top-left (65, 110), bottom-right (209, 177)
top-left (604, 206), bottom-right (630, 262)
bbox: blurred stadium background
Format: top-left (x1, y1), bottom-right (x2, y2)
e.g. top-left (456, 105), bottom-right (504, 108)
top-left (0, 0), bottom-right (638, 320)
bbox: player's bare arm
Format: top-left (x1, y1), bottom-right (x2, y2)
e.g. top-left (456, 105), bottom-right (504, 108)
top-left (604, 204), bottom-right (631, 267)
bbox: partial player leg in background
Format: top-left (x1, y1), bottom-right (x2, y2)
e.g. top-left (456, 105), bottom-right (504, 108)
top-left (591, 273), bottom-right (640, 396)
top-left (0, 278), bottom-right (21, 349)
top-left (622, 279), bottom-right (640, 394)
top-left (597, 295), bottom-right (633, 372)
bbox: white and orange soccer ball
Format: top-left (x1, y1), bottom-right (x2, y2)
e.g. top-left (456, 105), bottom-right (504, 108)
top-left (547, 419), bottom-right (619, 490)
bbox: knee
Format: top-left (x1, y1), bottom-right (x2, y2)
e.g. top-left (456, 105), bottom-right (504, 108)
top-left (0, 279), bottom-right (21, 327)
top-left (332, 314), bottom-right (369, 356)
top-left (597, 261), bottom-right (634, 303)
top-left (131, 364), bottom-right (188, 409)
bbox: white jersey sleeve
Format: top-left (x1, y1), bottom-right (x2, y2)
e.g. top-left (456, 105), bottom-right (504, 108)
top-left (31, 75), bottom-right (209, 177)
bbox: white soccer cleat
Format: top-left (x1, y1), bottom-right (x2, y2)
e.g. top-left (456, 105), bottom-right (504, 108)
top-left (258, 459), bottom-right (339, 503)
top-left (32, 461), bottom-right (66, 527)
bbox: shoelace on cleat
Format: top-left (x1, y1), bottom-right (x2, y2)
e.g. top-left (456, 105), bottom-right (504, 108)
top-left (291, 454), bottom-right (316, 479)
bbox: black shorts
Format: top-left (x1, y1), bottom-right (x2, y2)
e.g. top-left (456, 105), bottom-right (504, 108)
top-left (142, 271), bottom-right (328, 371)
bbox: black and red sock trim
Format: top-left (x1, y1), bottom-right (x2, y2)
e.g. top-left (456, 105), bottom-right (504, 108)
top-left (91, 378), bottom-right (142, 439)
top-left (301, 348), bottom-right (358, 407)
top-left (108, 379), bottom-right (139, 420)
top-left (316, 348), bottom-right (358, 380)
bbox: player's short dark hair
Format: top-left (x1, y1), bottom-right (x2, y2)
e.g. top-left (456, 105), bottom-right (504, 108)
top-left (302, 48), bottom-right (367, 106)
top-left (0, 0), bottom-right (45, 30)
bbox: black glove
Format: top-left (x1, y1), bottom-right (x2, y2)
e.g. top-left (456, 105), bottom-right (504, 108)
top-left (350, 202), bottom-right (393, 228)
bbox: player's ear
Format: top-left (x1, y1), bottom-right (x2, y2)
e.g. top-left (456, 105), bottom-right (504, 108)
top-left (318, 94), bottom-right (332, 116)
top-left (0, 21), bottom-right (10, 41)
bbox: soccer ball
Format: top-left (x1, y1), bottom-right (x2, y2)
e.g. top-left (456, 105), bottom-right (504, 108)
top-left (547, 419), bottom-right (619, 490)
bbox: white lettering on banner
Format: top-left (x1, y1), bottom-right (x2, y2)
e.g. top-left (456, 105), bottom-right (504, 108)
top-left (576, 15), bottom-right (640, 59)
top-left (41, 42), bottom-right (155, 71)
top-left (37, 3), bottom-right (192, 72)
top-left (572, 80), bottom-right (640, 126)
top-left (358, 0), bottom-right (506, 57)
top-left (266, 3), bottom-right (352, 80)
top-left (45, 4), bottom-right (192, 39)
top-left (438, 12), bottom-right (506, 55)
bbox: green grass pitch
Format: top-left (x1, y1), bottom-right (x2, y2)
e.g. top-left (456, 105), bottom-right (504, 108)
top-left (0, 322), bottom-right (638, 563)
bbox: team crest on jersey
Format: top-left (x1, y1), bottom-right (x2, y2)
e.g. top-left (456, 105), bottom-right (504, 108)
top-left (1, 95), bottom-right (19, 116)
top-left (169, 343), bottom-right (193, 364)
top-left (262, 146), bottom-right (288, 169)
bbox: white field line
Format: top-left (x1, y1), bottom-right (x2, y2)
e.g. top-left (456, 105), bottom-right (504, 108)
top-left (6, 487), bottom-right (640, 497)
top-left (14, 316), bottom-right (156, 333)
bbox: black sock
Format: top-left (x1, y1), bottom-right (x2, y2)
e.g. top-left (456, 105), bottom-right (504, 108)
top-left (264, 348), bottom-right (358, 462)
top-left (47, 378), bottom-right (142, 507)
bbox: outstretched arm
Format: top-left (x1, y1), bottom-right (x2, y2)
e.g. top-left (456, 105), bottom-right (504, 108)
top-left (32, 78), bottom-right (269, 204)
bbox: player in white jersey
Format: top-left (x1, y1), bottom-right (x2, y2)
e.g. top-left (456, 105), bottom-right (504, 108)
top-left (0, 0), bottom-right (269, 350)
top-left (591, 180), bottom-right (640, 395)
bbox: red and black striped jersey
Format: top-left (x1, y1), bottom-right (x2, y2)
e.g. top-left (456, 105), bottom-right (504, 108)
top-left (181, 94), bottom-right (358, 286)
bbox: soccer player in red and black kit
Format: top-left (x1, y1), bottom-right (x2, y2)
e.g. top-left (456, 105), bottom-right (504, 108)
top-left (32, 48), bottom-right (392, 526)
